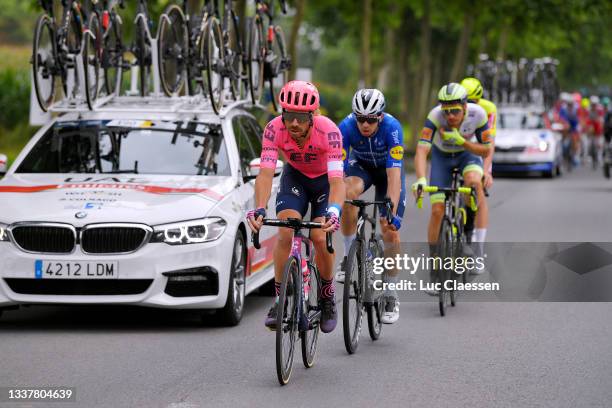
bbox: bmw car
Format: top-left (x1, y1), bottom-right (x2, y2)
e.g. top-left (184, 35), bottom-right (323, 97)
top-left (492, 107), bottom-right (563, 178)
top-left (0, 99), bottom-right (281, 325)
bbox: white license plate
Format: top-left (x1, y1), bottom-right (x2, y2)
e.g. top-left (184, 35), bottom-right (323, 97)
top-left (34, 260), bottom-right (119, 279)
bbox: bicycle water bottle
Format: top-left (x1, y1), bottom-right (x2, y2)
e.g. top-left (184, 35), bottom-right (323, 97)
top-left (302, 258), bottom-right (310, 301)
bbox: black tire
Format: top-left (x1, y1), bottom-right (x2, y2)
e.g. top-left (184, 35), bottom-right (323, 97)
top-left (343, 239), bottom-right (365, 354)
top-left (247, 15), bottom-right (265, 105)
top-left (135, 18), bottom-right (150, 97)
top-left (268, 25), bottom-right (289, 112)
top-left (604, 163), bottom-right (610, 179)
top-left (83, 14), bottom-right (101, 110)
top-left (301, 261), bottom-right (320, 368)
top-left (204, 17), bottom-right (225, 114)
top-left (226, 10), bottom-right (245, 100)
top-left (103, 14), bottom-right (123, 95)
top-left (158, 5), bottom-right (187, 96)
top-left (215, 232), bottom-right (246, 326)
top-left (367, 295), bottom-right (383, 340)
top-left (438, 218), bottom-right (453, 317)
top-left (276, 256), bottom-right (299, 386)
top-left (32, 14), bottom-right (57, 112)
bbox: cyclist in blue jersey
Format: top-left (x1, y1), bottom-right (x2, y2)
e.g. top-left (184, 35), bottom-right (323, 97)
top-left (336, 89), bottom-right (406, 324)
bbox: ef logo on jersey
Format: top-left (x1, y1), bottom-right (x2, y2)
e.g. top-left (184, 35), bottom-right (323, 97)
top-left (390, 146), bottom-right (404, 160)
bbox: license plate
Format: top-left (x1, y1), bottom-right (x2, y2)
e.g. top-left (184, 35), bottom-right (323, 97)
top-left (34, 260), bottom-right (119, 279)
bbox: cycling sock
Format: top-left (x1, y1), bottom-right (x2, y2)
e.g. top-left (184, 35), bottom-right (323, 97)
top-left (343, 234), bottom-right (356, 256)
top-left (472, 229), bottom-right (487, 258)
top-left (384, 273), bottom-right (399, 298)
top-left (320, 278), bottom-right (335, 300)
top-left (274, 281), bottom-right (281, 303)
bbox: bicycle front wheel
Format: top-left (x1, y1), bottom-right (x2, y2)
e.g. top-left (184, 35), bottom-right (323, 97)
top-left (301, 262), bottom-right (320, 368)
top-left (83, 14), bottom-right (101, 110)
top-left (247, 15), bottom-right (265, 105)
top-left (438, 217), bottom-right (454, 316)
top-left (343, 239), bottom-right (365, 354)
top-left (268, 25), bottom-right (289, 112)
top-left (204, 17), bottom-right (225, 114)
top-left (276, 256), bottom-right (299, 386)
top-left (158, 5), bottom-right (187, 96)
top-left (32, 14), bottom-right (57, 112)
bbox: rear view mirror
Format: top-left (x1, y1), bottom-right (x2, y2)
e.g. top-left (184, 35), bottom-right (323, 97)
top-left (249, 158), bottom-right (261, 177)
top-left (0, 154), bottom-right (7, 177)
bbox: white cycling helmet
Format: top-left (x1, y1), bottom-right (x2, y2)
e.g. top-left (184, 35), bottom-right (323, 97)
top-left (352, 89), bottom-right (386, 116)
top-left (560, 92), bottom-right (572, 103)
top-left (590, 95), bottom-right (600, 105)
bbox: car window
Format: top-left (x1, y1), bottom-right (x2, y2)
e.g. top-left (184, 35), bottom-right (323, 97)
top-left (16, 120), bottom-right (231, 176)
top-left (232, 115), bottom-right (262, 176)
top-left (499, 112), bottom-right (544, 130)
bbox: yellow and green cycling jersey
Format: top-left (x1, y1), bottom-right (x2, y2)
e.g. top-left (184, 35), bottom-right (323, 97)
top-left (476, 98), bottom-right (497, 137)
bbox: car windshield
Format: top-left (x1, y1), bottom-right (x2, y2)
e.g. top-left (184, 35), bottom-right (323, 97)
top-left (499, 112), bottom-right (544, 129)
top-left (16, 120), bottom-right (231, 176)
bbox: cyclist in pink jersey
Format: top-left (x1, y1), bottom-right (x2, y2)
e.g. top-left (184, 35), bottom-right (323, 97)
top-left (246, 81), bottom-right (345, 333)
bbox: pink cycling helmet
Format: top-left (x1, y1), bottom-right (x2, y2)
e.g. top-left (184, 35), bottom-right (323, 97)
top-left (278, 80), bottom-right (320, 112)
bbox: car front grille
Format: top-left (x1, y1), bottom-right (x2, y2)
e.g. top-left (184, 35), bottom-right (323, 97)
top-left (81, 226), bottom-right (150, 254)
top-left (10, 225), bottom-right (75, 253)
top-left (496, 146), bottom-right (526, 153)
top-left (4, 278), bottom-right (154, 295)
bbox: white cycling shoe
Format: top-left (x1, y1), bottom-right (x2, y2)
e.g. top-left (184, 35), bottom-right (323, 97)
top-left (381, 297), bottom-right (400, 324)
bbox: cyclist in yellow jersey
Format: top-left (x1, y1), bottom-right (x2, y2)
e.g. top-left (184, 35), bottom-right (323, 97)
top-left (460, 77), bottom-right (496, 265)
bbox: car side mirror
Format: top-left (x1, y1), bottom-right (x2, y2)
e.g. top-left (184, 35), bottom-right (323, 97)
top-left (0, 154), bottom-right (7, 178)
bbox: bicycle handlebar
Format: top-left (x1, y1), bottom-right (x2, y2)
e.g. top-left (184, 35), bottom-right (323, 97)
top-left (251, 218), bottom-right (334, 254)
top-left (344, 197), bottom-right (394, 224)
top-left (414, 185), bottom-right (477, 211)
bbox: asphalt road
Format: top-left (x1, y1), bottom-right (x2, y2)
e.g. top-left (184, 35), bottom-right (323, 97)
top-left (2, 167), bottom-right (612, 408)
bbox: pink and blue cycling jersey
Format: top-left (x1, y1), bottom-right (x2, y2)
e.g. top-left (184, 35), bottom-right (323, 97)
top-left (259, 115), bottom-right (344, 179)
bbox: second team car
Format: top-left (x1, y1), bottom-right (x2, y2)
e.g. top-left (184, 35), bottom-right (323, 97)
top-left (492, 107), bottom-right (563, 178)
top-left (0, 98), bottom-right (281, 325)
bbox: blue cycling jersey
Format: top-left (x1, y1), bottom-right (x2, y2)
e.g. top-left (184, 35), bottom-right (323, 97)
top-left (339, 113), bottom-right (404, 171)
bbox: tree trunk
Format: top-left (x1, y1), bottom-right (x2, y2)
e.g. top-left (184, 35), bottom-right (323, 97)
top-left (496, 24), bottom-right (509, 61)
top-left (449, 11), bottom-right (475, 81)
top-left (359, 0), bottom-right (373, 87)
top-left (376, 4), bottom-right (396, 91)
top-left (288, 0), bottom-right (306, 80)
top-left (408, 0), bottom-right (431, 151)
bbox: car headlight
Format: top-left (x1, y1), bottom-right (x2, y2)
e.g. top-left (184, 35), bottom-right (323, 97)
top-left (0, 223), bottom-right (9, 242)
top-left (151, 218), bottom-right (227, 245)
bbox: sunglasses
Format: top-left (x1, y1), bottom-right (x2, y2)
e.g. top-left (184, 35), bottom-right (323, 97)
top-left (282, 111), bottom-right (312, 124)
top-left (356, 115), bottom-right (379, 124)
top-left (442, 108), bottom-right (463, 117)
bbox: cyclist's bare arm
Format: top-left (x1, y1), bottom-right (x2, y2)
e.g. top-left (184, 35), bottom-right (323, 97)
top-left (327, 177), bottom-right (346, 213)
top-left (386, 167), bottom-right (401, 215)
top-left (463, 139), bottom-right (491, 157)
top-left (415, 143), bottom-right (431, 180)
top-left (254, 168), bottom-right (275, 210)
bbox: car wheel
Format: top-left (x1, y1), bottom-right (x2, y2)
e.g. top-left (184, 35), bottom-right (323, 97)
top-left (604, 164), bottom-right (611, 179)
top-left (215, 232), bottom-right (247, 326)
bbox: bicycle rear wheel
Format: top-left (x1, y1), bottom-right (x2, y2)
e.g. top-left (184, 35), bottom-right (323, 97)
top-left (32, 14), bottom-right (57, 112)
top-left (247, 15), bottom-right (265, 105)
top-left (103, 15), bottom-right (123, 96)
top-left (268, 25), bottom-right (289, 112)
top-left (343, 239), bottom-right (365, 354)
top-left (225, 10), bottom-right (245, 100)
top-left (276, 256), bottom-right (299, 386)
top-left (135, 18), bottom-right (150, 96)
top-left (301, 262), bottom-right (320, 368)
top-left (83, 14), bottom-right (101, 110)
top-left (158, 5), bottom-right (187, 96)
top-left (438, 217), bottom-right (454, 317)
top-left (204, 17), bottom-right (225, 114)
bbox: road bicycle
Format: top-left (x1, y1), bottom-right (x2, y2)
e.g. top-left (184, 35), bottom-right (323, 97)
top-left (32, 0), bottom-right (101, 110)
top-left (92, 0), bottom-right (126, 96)
top-left (415, 168), bottom-right (478, 317)
top-left (342, 198), bottom-right (392, 354)
top-left (252, 218), bottom-right (333, 385)
top-left (132, 0), bottom-right (155, 96)
top-left (247, 0), bottom-right (290, 110)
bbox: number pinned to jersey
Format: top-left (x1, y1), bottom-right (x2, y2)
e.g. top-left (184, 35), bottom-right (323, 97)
top-left (390, 146), bottom-right (404, 160)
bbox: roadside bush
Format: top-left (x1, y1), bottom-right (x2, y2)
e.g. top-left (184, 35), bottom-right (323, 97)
top-left (0, 68), bottom-right (30, 129)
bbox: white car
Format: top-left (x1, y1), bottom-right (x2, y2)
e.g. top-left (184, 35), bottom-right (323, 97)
top-left (493, 107), bottom-right (563, 178)
top-left (0, 99), bottom-right (281, 325)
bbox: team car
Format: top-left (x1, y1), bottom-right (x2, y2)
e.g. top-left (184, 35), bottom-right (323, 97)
top-left (0, 98), bottom-right (281, 325)
top-left (492, 107), bottom-right (563, 178)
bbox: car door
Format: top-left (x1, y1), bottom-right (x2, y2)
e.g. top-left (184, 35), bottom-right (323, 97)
top-left (232, 114), bottom-right (279, 279)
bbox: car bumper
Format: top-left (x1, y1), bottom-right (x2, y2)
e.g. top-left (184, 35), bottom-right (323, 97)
top-left (0, 232), bottom-right (236, 309)
top-left (493, 162), bottom-right (554, 172)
